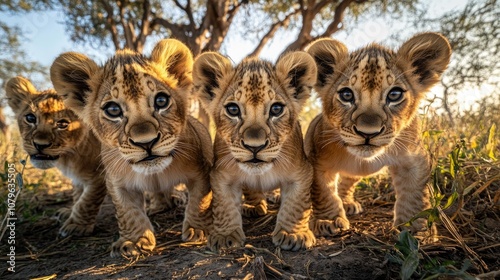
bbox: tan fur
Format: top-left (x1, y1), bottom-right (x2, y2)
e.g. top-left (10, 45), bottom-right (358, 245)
top-left (50, 39), bottom-right (213, 258)
top-left (305, 32), bottom-right (451, 237)
top-left (193, 51), bottom-right (317, 251)
top-left (5, 76), bottom-right (106, 237)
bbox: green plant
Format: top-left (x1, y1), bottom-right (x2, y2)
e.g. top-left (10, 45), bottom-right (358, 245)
top-left (386, 230), bottom-right (475, 280)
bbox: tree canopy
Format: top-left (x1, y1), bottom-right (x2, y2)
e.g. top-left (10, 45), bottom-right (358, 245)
top-left (51, 0), bottom-right (419, 56)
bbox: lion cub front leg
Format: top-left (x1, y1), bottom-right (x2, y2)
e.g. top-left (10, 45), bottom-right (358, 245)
top-left (107, 182), bottom-right (155, 258)
top-left (310, 170), bottom-right (350, 237)
top-left (389, 153), bottom-right (434, 237)
top-left (147, 184), bottom-right (187, 215)
top-left (273, 176), bottom-right (316, 251)
top-left (242, 187), bottom-right (268, 218)
top-left (59, 179), bottom-right (107, 237)
top-left (182, 177), bottom-right (212, 242)
top-left (207, 174), bottom-right (245, 252)
top-left (337, 175), bottom-right (363, 215)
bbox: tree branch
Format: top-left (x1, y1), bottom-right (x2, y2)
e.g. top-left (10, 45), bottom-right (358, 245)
top-left (100, 0), bottom-right (120, 50)
top-left (185, 0), bottom-right (195, 30)
top-left (248, 9), bottom-right (300, 58)
top-left (135, 0), bottom-right (151, 52)
top-left (152, 18), bottom-right (185, 39)
top-left (317, 0), bottom-right (363, 39)
top-left (117, 0), bottom-right (134, 49)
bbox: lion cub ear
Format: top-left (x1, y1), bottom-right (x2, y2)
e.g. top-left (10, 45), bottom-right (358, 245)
top-left (275, 51), bottom-right (317, 105)
top-left (397, 32), bottom-right (451, 91)
top-left (192, 52), bottom-right (233, 110)
top-left (306, 38), bottom-right (349, 92)
top-left (151, 39), bottom-right (194, 89)
top-left (50, 52), bottom-right (99, 114)
top-left (5, 76), bottom-right (39, 113)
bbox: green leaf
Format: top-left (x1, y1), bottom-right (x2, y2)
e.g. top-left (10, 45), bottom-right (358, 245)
top-left (401, 250), bottom-right (419, 280)
top-left (16, 173), bottom-right (23, 190)
top-left (487, 124), bottom-right (497, 160)
top-left (443, 191), bottom-right (458, 210)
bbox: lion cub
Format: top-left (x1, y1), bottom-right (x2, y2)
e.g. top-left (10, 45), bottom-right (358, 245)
top-left (193, 52), bottom-right (317, 251)
top-left (50, 39), bottom-right (213, 258)
top-left (305, 33), bottom-right (451, 237)
top-left (6, 76), bottom-right (106, 237)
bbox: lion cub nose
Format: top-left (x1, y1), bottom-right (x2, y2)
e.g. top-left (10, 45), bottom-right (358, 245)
top-left (33, 141), bottom-right (52, 152)
top-left (242, 126), bottom-right (268, 154)
top-left (33, 132), bottom-right (53, 151)
top-left (128, 122), bottom-right (160, 151)
top-left (353, 113), bottom-right (384, 140)
top-left (242, 141), bottom-right (269, 154)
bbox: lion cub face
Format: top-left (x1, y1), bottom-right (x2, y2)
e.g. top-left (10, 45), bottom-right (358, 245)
top-left (6, 77), bottom-right (86, 169)
top-left (50, 39), bottom-right (193, 175)
top-left (307, 33), bottom-right (451, 159)
top-left (193, 52), bottom-right (316, 174)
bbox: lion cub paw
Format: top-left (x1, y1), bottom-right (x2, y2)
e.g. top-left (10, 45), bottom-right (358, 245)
top-left (54, 207), bottom-right (72, 222)
top-left (311, 216), bottom-right (350, 237)
top-left (207, 228), bottom-right (245, 252)
top-left (59, 218), bottom-right (94, 237)
top-left (110, 232), bottom-right (156, 258)
top-left (272, 229), bottom-right (316, 251)
top-left (241, 202), bottom-right (268, 218)
top-left (343, 200), bottom-right (363, 215)
top-left (182, 226), bottom-right (206, 242)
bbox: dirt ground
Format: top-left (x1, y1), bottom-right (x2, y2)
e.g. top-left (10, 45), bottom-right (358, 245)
top-left (1, 180), bottom-right (498, 280)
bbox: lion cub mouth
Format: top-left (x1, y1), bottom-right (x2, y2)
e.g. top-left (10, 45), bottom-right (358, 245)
top-left (245, 158), bottom-right (266, 164)
top-left (130, 154), bottom-right (173, 175)
top-left (30, 154), bottom-right (60, 161)
top-left (138, 155), bottom-right (162, 162)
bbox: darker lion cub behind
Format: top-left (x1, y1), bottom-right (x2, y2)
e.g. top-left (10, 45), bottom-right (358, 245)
top-left (6, 76), bottom-right (106, 237)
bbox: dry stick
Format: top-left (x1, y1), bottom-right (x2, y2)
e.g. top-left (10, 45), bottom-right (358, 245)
top-left (475, 270), bottom-right (500, 279)
top-left (437, 206), bottom-right (488, 271)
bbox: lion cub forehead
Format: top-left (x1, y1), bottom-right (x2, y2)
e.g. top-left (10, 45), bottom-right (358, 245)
top-left (33, 93), bottom-right (67, 114)
top-left (232, 61), bottom-right (277, 104)
top-left (348, 46), bottom-right (397, 92)
top-left (101, 54), bottom-right (174, 99)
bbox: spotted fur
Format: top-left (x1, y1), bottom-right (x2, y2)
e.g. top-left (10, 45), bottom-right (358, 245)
top-left (50, 39), bottom-right (213, 258)
top-left (193, 51), bottom-right (317, 251)
top-left (6, 76), bottom-right (106, 237)
top-left (305, 32), bottom-right (451, 238)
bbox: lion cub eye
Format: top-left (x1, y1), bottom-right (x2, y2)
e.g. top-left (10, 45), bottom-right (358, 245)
top-left (225, 103), bottom-right (241, 117)
top-left (338, 88), bottom-right (355, 103)
top-left (387, 87), bottom-right (405, 102)
top-left (103, 102), bottom-right (123, 118)
top-left (155, 92), bottom-right (170, 110)
top-left (270, 103), bottom-right (285, 117)
top-left (56, 120), bottom-right (70, 129)
top-left (25, 113), bottom-right (37, 124)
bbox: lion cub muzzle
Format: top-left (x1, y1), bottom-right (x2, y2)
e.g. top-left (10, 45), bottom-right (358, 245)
top-left (241, 125), bottom-right (269, 162)
top-left (128, 122), bottom-right (161, 156)
top-left (352, 112), bottom-right (385, 144)
top-left (30, 130), bottom-right (60, 167)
